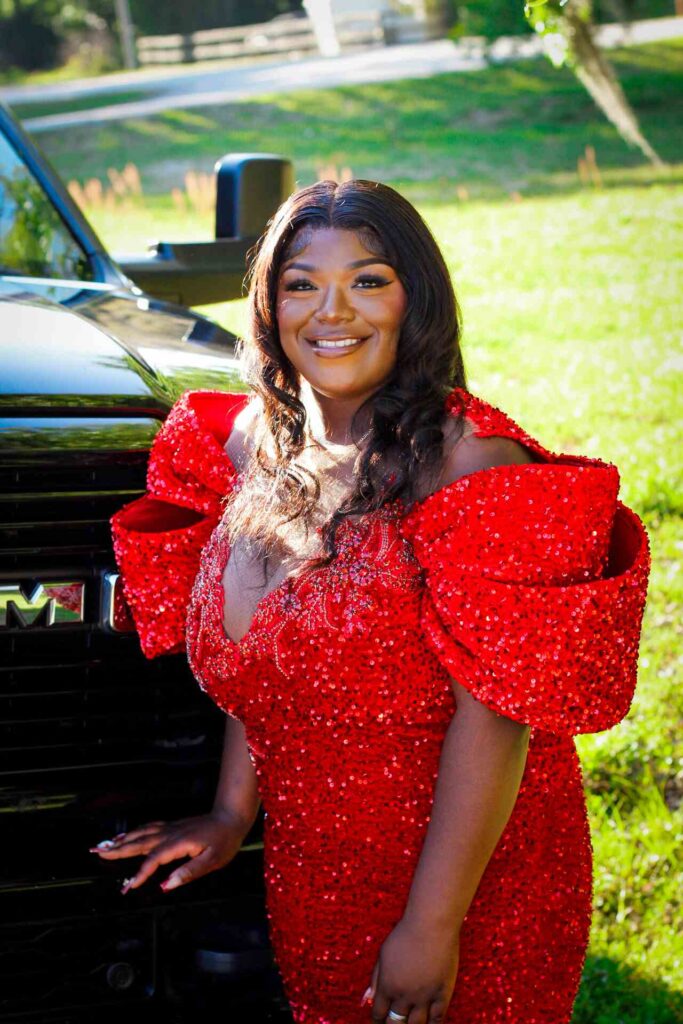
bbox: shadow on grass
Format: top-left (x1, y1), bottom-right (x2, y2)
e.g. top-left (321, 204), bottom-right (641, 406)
top-left (575, 955), bottom-right (683, 1024)
top-left (31, 41), bottom-right (683, 205)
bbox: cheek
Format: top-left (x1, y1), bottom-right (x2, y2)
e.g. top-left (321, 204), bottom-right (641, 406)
top-left (276, 295), bottom-right (294, 328)
top-left (276, 296), bottom-right (315, 339)
top-left (376, 290), bottom-right (407, 334)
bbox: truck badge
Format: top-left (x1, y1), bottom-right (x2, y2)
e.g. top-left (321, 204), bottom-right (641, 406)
top-left (0, 581), bottom-right (85, 627)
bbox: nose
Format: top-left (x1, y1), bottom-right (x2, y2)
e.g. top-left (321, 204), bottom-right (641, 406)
top-left (313, 284), bottom-right (354, 324)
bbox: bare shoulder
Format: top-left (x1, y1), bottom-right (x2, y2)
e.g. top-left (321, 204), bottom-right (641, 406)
top-left (224, 395), bottom-right (262, 472)
top-left (438, 414), bottom-right (535, 490)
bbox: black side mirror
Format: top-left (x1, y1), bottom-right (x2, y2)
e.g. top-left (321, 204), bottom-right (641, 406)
top-left (215, 153), bottom-right (295, 240)
top-left (116, 154), bottom-right (295, 306)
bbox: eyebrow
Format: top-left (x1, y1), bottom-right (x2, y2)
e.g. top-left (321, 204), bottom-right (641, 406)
top-left (281, 257), bottom-right (393, 272)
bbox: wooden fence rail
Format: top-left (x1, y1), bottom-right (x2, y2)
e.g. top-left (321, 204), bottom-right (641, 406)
top-left (136, 13), bottom-right (386, 66)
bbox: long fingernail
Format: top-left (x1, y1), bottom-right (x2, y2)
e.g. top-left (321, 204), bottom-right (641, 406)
top-left (121, 877), bottom-right (134, 894)
top-left (360, 986), bottom-right (372, 1007)
top-left (94, 839), bottom-right (116, 850)
top-left (160, 877), bottom-right (180, 892)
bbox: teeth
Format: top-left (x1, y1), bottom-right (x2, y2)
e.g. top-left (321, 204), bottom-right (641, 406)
top-left (313, 338), bottom-right (363, 349)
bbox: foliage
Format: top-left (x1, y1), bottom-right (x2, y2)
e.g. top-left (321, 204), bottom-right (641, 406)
top-left (0, 167), bottom-right (91, 277)
top-left (446, 0), bottom-right (671, 42)
top-left (523, 0), bottom-right (592, 68)
top-left (0, 0), bottom-right (301, 72)
top-left (445, 0), bottom-right (531, 40)
top-left (0, 4), bottom-right (60, 70)
top-left (128, 0), bottom-right (301, 37)
top-left (0, 0), bottom-right (114, 71)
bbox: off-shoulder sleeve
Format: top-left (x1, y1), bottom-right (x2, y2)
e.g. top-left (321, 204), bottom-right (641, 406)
top-left (111, 390), bottom-right (249, 658)
top-left (400, 461), bottom-right (651, 735)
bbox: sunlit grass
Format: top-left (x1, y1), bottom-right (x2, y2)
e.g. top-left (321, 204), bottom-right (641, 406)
top-left (27, 40), bottom-right (683, 199)
top-left (11, 90), bottom-right (148, 121)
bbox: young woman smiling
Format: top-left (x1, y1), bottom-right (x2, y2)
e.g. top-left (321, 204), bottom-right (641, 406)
top-left (97, 179), bottom-right (650, 1024)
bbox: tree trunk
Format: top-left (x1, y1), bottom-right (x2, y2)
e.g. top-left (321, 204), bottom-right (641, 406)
top-left (560, 0), bottom-right (664, 166)
top-left (114, 0), bottom-right (138, 69)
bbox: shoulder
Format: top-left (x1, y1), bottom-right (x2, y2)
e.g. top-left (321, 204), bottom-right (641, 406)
top-left (436, 412), bottom-right (536, 493)
top-left (404, 391), bottom-right (623, 582)
top-left (224, 395), bottom-right (262, 473)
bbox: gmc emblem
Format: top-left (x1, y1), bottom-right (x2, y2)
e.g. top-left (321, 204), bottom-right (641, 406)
top-left (0, 574), bottom-right (134, 632)
top-left (0, 581), bottom-right (85, 628)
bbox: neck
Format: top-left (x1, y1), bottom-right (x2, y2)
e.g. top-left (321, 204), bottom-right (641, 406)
top-left (300, 381), bottom-right (371, 447)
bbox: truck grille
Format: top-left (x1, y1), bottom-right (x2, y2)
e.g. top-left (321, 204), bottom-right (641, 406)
top-left (0, 418), bottom-right (223, 784)
top-left (0, 418), bottom-right (157, 574)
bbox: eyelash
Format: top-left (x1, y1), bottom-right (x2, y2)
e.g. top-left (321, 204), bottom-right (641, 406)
top-left (283, 274), bottom-right (390, 292)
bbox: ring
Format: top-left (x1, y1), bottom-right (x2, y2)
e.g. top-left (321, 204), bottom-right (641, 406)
top-left (387, 1012), bottom-right (408, 1022)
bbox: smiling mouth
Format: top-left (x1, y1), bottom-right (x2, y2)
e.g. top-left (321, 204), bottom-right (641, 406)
top-left (306, 336), bottom-right (369, 352)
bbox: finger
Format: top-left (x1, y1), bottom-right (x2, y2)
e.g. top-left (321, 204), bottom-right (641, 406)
top-left (370, 960), bottom-right (379, 999)
top-left (91, 834), bottom-right (165, 859)
top-left (90, 823), bottom-right (166, 853)
top-left (407, 1003), bottom-right (429, 1024)
top-left (381, 1002), bottom-right (411, 1024)
top-left (365, 960), bottom-right (381, 1015)
top-left (370, 980), bottom-right (393, 1023)
top-left (123, 820), bottom-right (167, 832)
top-left (160, 847), bottom-right (219, 891)
top-left (124, 838), bottom-right (199, 891)
top-left (427, 999), bottom-right (448, 1024)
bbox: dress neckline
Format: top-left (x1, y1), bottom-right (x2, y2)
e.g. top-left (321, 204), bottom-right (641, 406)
top-left (214, 504), bottom-right (401, 649)
top-left (208, 385), bottom-right (577, 649)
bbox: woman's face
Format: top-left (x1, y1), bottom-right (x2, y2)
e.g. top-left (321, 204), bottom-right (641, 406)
top-left (275, 227), bottom-right (407, 404)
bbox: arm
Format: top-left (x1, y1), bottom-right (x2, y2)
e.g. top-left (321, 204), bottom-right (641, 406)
top-left (212, 716), bottom-right (262, 830)
top-left (91, 716), bottom-right (261, 892)
top-left (367, 687), bottom-right (529, 1023)
top-left (406, 682), bottom-right (530, 933)
top-left (407, 431), bottom-right (533, 930)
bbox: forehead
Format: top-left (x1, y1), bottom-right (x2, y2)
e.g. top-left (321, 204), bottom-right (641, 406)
top-left (282, 225), bottom-right (386, 265)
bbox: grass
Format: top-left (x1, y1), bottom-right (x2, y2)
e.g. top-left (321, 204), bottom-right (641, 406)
top-left (23, 39), bottom-right (683, 200)
top-left (10, 90), bottom-right (149, 122)
top-left (32, 39), bottom-right (683, 1020)
top-left (0, 52), bottom-right (118, 88)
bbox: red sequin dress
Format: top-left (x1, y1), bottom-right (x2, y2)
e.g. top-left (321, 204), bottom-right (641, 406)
top-left (111, 387), bottom-right (650, 1024)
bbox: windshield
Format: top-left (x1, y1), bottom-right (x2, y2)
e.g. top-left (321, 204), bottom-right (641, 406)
top-left (0, 127), bottom-right (93, 281)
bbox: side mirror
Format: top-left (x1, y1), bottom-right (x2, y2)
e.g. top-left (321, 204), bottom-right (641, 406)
top-left (116, 154), bottom-right (295, 307)
top-left (215, 153), bottom-right (294, 240)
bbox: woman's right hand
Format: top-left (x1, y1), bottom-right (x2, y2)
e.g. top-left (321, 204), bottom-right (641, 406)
top-left (89, 809), bottom-right (252, 894)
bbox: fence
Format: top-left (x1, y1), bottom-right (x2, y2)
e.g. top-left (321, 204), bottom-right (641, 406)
top-left (136, 12), bottom-right (386, 66)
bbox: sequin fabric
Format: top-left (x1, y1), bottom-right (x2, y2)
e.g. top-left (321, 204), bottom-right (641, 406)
top-left (111, 386), bottom-right (651, 1024)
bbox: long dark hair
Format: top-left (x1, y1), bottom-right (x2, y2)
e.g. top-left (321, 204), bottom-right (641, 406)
top-left (223, 178), bottom-right (467, 568)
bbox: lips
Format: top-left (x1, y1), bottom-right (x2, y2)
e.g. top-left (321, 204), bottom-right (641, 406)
top-left (306, 336), bottom-right (369, 351)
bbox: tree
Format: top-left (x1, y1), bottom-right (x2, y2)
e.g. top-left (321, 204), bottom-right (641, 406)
top-left (524, 0), bottom-right (664, 166)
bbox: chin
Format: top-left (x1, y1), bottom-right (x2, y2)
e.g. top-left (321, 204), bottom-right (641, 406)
top-left (305, 375), bottom-right (385, 402)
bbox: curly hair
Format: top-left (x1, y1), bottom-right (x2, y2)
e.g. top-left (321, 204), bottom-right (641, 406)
top-left (222, 178), bottom-right (467, 570)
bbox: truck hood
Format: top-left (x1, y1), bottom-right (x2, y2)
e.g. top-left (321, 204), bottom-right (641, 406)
top-left (0, 292), bottom-right (245, 415)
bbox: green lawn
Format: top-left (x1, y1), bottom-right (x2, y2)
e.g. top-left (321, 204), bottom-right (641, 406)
top-left (32, 39), bottom-right (683, 1021)
top-left (24, 39), bottom-right (683, 201)
top-left (10, 90), bottom-right (149, 122)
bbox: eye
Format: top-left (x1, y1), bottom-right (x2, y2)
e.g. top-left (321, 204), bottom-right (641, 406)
top-left (283, 277), bottom-right (316, 292)
top-left (354, 274), bottom-right (391, 289)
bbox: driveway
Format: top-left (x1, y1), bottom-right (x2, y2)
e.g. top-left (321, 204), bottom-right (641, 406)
top-left (2, 15), bottom-right (680, 134)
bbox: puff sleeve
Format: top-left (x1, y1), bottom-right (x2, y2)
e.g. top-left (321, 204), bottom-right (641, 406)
top-left (400, 460), bottom-right (651, 735)
top-left (110, 389), bottom-right (249, 659)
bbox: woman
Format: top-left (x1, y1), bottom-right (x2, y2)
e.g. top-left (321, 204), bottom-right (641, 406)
top-left (95, 180), bottom-right (650, 1024)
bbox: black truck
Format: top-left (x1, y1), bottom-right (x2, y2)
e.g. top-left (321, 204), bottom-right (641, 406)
top-left (0, 102), bottom-right (295, 1023)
